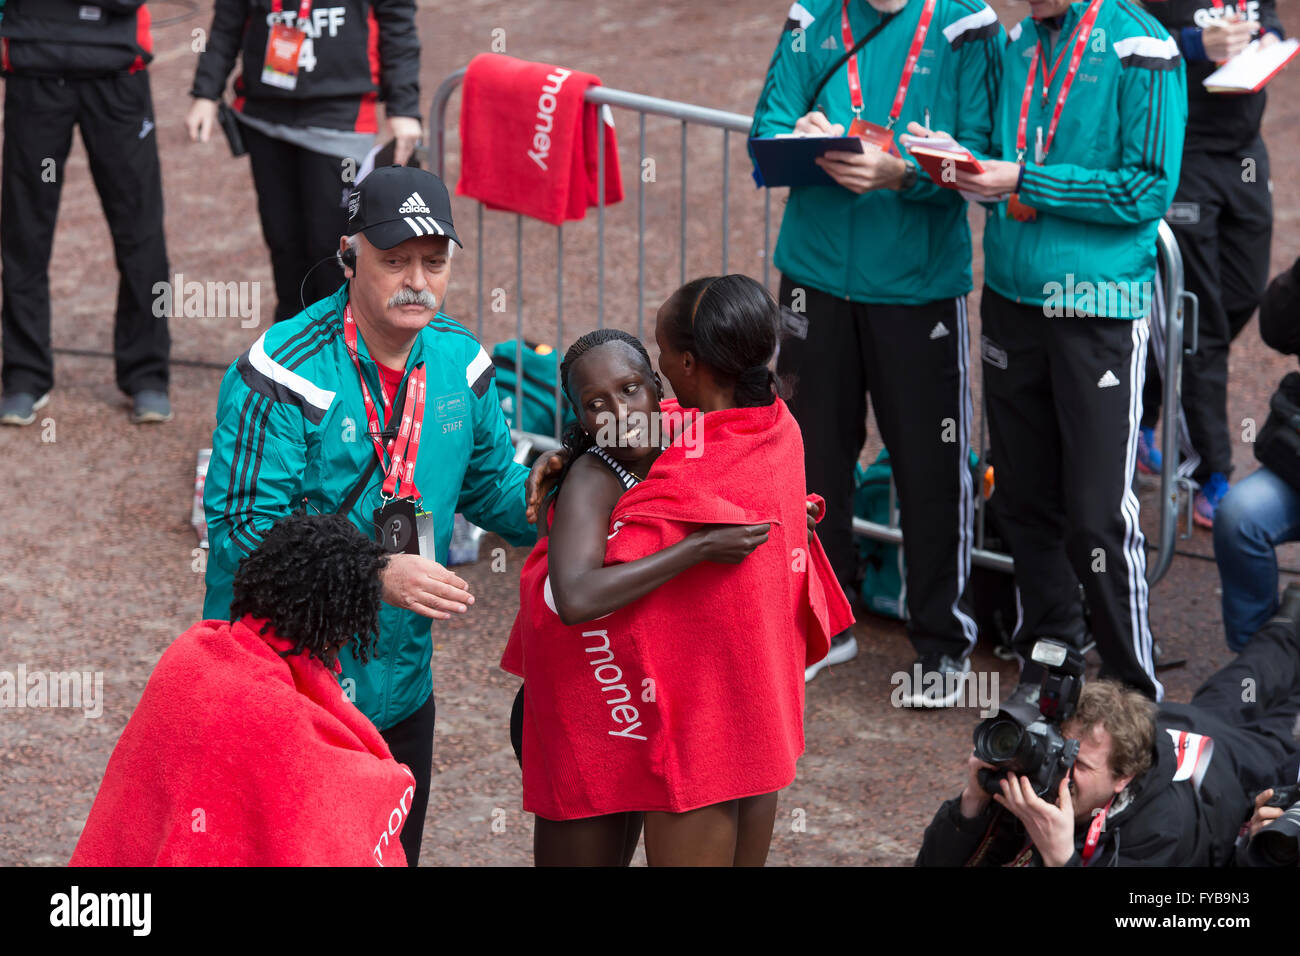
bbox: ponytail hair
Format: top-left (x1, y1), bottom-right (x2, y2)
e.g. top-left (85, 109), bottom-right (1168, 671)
top-left (661, 274), bottom-right (784, 408)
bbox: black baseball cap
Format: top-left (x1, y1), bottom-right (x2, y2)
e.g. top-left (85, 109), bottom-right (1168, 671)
top-left (347, 165), bottom-right (462, 250)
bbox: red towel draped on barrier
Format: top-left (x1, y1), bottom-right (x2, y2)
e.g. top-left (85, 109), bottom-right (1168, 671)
top-left (502, 398), bottom-right (851, 820)
top-left (70, 617), bottom-right (415, 866)
top-left (456, 53), bottom-right (624, 225)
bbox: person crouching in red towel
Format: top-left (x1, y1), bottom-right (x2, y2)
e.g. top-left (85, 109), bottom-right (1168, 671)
top-left (70, 513), bottom-right (417, 866)
top-left (507, 276), bottom-right (852, 865)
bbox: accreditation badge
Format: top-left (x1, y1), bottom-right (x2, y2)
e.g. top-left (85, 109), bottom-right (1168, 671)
top-left (262, 22), bottom-right (306, 90)
top-left (1007, 193), bottom-right (1038, 223)
top-left (374, 498), bottom-right (421, 555)
top-left (849, 118), bottom-right (896, 154)
top-left (415, 510), bottom-right (435, 560)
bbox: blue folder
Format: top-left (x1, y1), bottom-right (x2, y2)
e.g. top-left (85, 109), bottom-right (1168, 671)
top-left (748, 135), bottom-right (865, 189)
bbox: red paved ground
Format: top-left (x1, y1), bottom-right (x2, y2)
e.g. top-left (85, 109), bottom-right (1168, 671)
top-left (2, 0), bottom-right (1298, 866)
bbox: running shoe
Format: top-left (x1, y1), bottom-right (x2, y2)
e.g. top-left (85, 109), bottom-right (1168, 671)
top-left (131, 390), bottom-right (173, 424)
top-left (805, 629), bottom-right (858, 682)
top-left (902, 652), bottom-right (972, 708)
top-left (0, 391), bottom-right (49, 426)
top-left (1136, 426), bottom-right (1162, 476)
top-left (1193, 472), bottom-right (1229, 529)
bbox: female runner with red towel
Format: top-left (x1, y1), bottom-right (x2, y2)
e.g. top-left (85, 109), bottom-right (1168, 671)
top-left (507, 327), bottom-right (771, 865)
top-left (506, 275), bottom-right (852, 866)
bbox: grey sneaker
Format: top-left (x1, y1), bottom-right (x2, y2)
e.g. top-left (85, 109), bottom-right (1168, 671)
top-left (131, 390), bottom-right (173, 424)
top-left (805, 629), bottom-right (859, 683)
top-left (904, 653), bottom-right (973, 708)
top-left (0, 391), bottom-right (49, 426)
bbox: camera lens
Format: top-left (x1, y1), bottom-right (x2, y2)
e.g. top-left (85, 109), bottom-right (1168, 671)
top-left (1250, 804), bottom-right (1300, 867)
top-left (977, 718), bottom-right (1024, 763)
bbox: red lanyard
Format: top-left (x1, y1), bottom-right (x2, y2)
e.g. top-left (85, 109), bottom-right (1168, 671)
top-left (840, 0), bottom-right (937, 128)
top-left (270, 0), bottom-right (313, 22)
top-left (344, 304), bottom-right (425, 501)
top-left (1080, 793), bottom-right (1114, 865)
top-left (1015, 0), bottom-right (1106, 163)
top-left (1209, 0), bottom-right (1244, 12)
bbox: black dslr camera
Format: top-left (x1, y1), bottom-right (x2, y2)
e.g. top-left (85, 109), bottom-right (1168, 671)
top-left (973, 639), bottom-right (1086, 798)
top-left (1246, 782), bottom-right (1300, 867)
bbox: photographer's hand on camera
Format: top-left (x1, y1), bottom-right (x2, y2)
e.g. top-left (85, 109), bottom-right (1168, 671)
top-left (993, 773), bottom-right (1077, 868)
top-left (960, 753), bottom-right (996, 820)
top-left (1247, 788), bottom-right (1284, 840)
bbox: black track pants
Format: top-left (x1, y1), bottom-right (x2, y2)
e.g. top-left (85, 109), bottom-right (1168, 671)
top-left (1, 71), bottom-right (170, 396)
top-left (379, 691), bottom-right (436, 866)
top-left (981, 286), bottom-right (1161, 700)
top-left (777, 275), bottom-right (977, 660)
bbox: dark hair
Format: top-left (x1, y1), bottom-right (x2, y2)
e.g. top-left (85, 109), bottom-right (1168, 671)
top-left (555, 328), bottom-right (657, 491)
top-left (230, 512), bottom-right (390, 666)
top-left (660, 274), bottom-right (783, 408)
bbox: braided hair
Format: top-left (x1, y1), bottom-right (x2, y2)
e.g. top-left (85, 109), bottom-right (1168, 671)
top-left (660, 274), bottom-right (784, 408)
top-left (230, 512), bottom-right (390, 666)
top-left (556, 328), bottom-right (658, 493)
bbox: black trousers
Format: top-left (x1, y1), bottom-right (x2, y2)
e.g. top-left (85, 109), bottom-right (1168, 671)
top-left (777, 275), bottom-right (977, 660)
top-left (1142, 139), bottom-right (1273, 481)
top-left (242, 123), bottom-right (350, 322)
top-left (1187, 616), bottom-right (1300, 796)
top-left (981, 286), bottom-right (1161, 700)
top-left (379, 691), bottom-right (436, 866)
top-left (1, 72), bottom-right (170, 397)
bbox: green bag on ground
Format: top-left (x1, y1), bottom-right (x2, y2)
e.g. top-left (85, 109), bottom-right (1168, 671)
top-left (490, 339), bottom-right (576, 438)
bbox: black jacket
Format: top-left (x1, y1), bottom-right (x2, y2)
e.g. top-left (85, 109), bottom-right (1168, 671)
top-left (190, 0), bottom-right (420, 132)
top-left (1, 0), bottom-right (153, 77)
top-left (1259, 257), bottom-right (1300, 359)
top-left (915, 706), bottom-right (1258, 866)
top-left (1142, 0), bottom-right (1284, 154)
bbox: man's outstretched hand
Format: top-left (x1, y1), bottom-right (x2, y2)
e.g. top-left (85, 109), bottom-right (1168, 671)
top-left (379, 553), bottom-right (474, 620)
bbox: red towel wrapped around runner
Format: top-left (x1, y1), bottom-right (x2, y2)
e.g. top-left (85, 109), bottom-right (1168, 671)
top-left (501, 398), bottom-right (852, 820)
top-left (70, 617), bottom-right (416, 866)
top-left (456, 53), bottom-right (623, 225)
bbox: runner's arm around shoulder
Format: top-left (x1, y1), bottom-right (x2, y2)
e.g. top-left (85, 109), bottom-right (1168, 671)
top-left (546, 458), bottom-right (770, 626)
top-left (203, 361), bottom-right (311, 583)
top-left (1014, 45), bottom-right (1187, 226)
top-left (456, 361), bottom-right (536, 547)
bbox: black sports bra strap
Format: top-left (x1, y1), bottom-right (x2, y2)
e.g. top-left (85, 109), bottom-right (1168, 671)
top-left (585, 445), bottom-right (640, 491)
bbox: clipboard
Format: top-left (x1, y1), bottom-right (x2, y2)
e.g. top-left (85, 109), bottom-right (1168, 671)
top-left (749, 135), bottom-right (866, 188)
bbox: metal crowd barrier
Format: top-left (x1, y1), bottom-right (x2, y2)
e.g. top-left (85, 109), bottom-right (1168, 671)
top-left (429, 70), bottom-right (1191, 586)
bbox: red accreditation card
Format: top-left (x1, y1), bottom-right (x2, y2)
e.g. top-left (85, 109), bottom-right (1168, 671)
top-left (1007, 192), bottom-right (1038, 222)
top-left (850, 118), bottom-right (896, 154)
top-left (262, 23), bottom-right (305, 90)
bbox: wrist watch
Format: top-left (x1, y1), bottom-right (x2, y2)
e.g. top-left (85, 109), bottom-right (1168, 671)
top-left (899, 161), bottom-right (918, 191)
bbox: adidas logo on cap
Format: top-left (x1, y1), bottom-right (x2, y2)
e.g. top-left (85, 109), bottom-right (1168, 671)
top-left (398, 191), bottom-right (431, 215)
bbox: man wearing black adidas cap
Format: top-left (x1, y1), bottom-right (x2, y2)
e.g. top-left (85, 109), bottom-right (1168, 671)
top-left (203, 165), bottom-right (537, 864)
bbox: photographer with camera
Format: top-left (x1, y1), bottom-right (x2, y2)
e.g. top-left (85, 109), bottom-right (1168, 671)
top-left (917, 587), bottom-right (1300, 866)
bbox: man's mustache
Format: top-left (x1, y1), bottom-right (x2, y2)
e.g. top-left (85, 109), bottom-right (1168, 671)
top-left (387, 287), bottom-right (439, 310)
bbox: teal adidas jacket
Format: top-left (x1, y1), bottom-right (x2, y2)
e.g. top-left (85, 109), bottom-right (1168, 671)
top-left (984, 0), bottom-right (1186, 319)
top-left (202, 283), bottom-right (535, 730)
top-left (751, 0), bottom-right (1004, 305)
